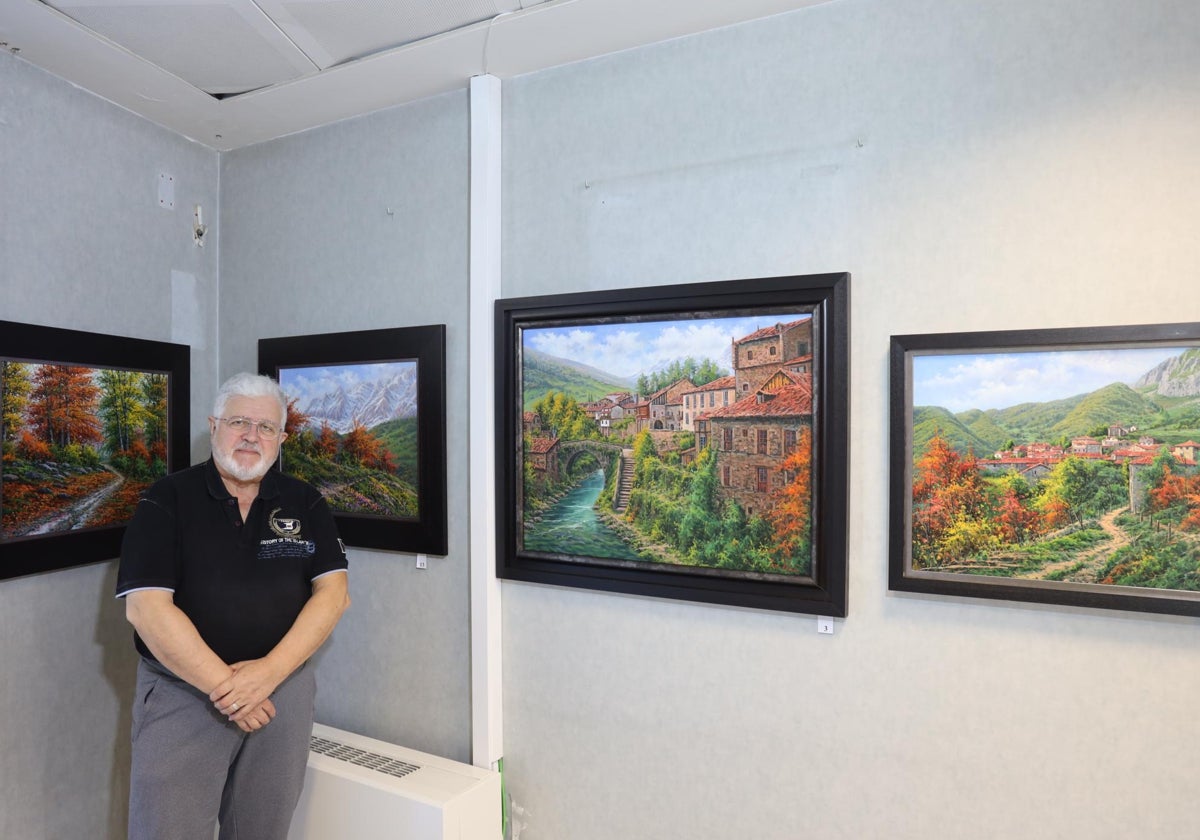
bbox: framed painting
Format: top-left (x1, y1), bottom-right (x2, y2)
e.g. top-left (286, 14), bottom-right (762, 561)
top-left (1, 320), bottom-right (189, 580)
top-left (496, 273), bottom-right (849, 616)
top-left (259, 325), bottom-right (447, 555)
top-left (890, 322), bottom-right (1200, 617)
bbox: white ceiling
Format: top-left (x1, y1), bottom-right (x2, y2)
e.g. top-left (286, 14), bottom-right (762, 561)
top-left (2, 0), bottom-right (833, 150)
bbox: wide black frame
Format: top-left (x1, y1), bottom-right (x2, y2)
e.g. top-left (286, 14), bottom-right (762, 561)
top-left (496, 273), bottom-right (849, 615)
top-left (890, 322), bottom-right (1200, 617)
top-left (0, 319), bottom-right (190, 580)
top-left (259, 325), bottom-right (448, 556)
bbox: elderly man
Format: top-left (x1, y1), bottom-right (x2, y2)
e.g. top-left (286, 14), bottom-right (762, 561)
top-left (116, 372), bottom-right (350, 840)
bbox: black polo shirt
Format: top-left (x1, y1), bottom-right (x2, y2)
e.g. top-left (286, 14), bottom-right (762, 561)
top-left (116, 459), bottom-right (347, 665)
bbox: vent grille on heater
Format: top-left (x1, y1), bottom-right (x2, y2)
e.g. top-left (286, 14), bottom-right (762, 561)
top-left (309, 735), bottom-right (422, 780)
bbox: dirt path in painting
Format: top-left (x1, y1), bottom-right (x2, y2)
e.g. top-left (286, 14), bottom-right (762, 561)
top-left (1017, 507), bottom-right (1131, 583)
top-left (19, 469), bottom-right (125, 537)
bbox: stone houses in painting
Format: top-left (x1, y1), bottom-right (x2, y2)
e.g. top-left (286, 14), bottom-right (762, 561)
top-left (680, 375), bottom-right (737, 432)
top-left (581, 392), bottom-right (638, 438)
top-left (527, 436), bottom-right (560, 484)
top-left (732, 318), bottom-right (813, 396)
top-left (637, 379), bottom-right (695, 432)
top-left (1172, 440), bottom-right (1200, 465)
top-left (686, 317), bottom-right (816, 520)
top-left (698, 377), bottom-right (813, 519)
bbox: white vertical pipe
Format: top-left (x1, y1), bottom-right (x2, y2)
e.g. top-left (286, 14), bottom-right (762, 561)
top-left (469, 73), bottom-right (503, 769)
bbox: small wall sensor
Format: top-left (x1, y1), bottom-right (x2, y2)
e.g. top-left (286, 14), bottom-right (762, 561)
top-left (193, 204), bottom-right (207, 246)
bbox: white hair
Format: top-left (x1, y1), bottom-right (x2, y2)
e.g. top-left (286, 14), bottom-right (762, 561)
top-left (212, 372), bottom-right (288, 424)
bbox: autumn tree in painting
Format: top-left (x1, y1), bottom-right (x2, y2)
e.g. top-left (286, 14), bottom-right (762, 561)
top-left (340, 423), bottom-right (396, 472)
top-left (910, 432), bottom-right (998, 568)
top-left (27, 365), bottom-right (102, 450)
top-left (1146, 462), bottom-right (1200, 531)
top-left (282, 398), bottom-right (316, 457)
top-left (767, 426), bottom-right (813, 567)
top-left (1, 361), bottom-right (32, 453)
top-left (316, 422), bottom-right (339, 458)
top-left (285, 398), bottom-right (310, 437)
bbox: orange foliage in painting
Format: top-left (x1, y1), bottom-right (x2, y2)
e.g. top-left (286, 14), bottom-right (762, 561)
top-left (316, 423), bottom-right (338, 458)
top-left (1149, 465), bottom-right (1200, 531)
top-left (341, 423), bottom-right (396, 472)
top-left (86, 480), bottom-right (149, 529)
top-left (286, 398), bottom-right (310, 437)
top-left (996, 484), bottom-right (1042, 544)
top-left (1, 471), bottom-right (117, 538)
top-left (28, 365), bottom-right (102, 447)
top-left (910, 432), bottom-right (991, 567)
top-left (1039, 495), bottom-right (1071, 530)
top-left (767, 427), bottom-right (813, 558)
top-left (16, 431), bottom-right (52, 461)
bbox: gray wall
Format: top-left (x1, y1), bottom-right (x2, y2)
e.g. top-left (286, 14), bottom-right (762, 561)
top-left (500, 0), bottom-right (1200, 838)
top-left (0, 55), bottom-right (218, 837)
top-left (218, 92), bottom-right (473, 762)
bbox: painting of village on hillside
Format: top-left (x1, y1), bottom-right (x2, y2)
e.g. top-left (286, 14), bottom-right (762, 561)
top-left (891, 326), bottom-right (1200, 614)
top-left (1, 361), bottom-right (171, 542)
top-left (517, 310), bottom-right (820, 579)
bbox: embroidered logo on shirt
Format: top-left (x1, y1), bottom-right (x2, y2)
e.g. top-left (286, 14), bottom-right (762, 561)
top-left (268, 507), bottom-right (303, 538)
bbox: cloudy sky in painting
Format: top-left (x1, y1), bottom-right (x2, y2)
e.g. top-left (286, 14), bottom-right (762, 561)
top-left (524, 312), bottom-right (809, 379)
top-left (913, 347), bottom-right (1189, 412)
top-left (278, 361), bottom-right (414, 404)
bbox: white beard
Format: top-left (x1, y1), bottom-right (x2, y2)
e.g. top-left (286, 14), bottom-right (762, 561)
top-left (212, 437), bottom-right (274, 482)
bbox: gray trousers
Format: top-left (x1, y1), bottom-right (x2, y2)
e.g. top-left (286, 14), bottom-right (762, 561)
top-left (128, 657), bottom-right (316, 840)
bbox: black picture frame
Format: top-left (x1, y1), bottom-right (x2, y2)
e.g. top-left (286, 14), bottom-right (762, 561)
top-left (496, 274), bottom-right (849, 616)
top-left (259, 325), bottom-right (448, 556)
top-left (890, 322), bottom-right (1200, 617)
top-left (1, 319), bottom-right (190, 580)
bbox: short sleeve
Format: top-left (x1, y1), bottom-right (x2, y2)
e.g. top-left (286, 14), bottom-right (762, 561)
top-left (304, 489), bottom-right (348, 582)
top-left (115, 485), bottom-right (180, 597)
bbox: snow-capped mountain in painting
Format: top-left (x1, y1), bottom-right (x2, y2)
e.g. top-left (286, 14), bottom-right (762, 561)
top-left (300, 367), bottom-right (417, 433)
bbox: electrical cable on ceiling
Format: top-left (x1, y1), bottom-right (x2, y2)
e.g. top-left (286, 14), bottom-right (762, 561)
top-left (482, 10), bottom-right (514, 75)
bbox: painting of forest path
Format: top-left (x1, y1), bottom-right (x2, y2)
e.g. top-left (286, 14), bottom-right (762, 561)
top-left (278, 362), bottom-right (420, 519)
top-left (520, 311), bottom-right (817, 578)
top-left (2, 361), bottom-right (169, 541)
top-left (910, 345), bottom-right (1200, 592)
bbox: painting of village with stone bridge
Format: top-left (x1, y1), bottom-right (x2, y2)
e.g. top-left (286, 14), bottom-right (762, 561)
top-left (518, 311), bottom-right (818, 578)
top-left (902, 340), bottom-right (1200, 597)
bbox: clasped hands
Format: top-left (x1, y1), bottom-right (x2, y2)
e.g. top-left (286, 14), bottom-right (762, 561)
top-left (209, 659), bottom-right (284, 733)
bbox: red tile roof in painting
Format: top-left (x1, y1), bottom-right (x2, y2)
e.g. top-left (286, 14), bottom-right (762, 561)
top-left (735, 318), bottom-right (809, 344)
top-left (685, 375), bottom-right (736, 393)
top-left (528, 437), bottom-right (558, 454)
top-left (702, 383), bottom-right (813, 419)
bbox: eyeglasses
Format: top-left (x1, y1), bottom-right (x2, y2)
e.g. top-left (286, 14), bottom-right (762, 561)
top-left (216, 416), bottom-right (283, 439)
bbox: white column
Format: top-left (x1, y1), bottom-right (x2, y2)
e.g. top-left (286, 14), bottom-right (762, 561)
top-left (469, 73), bottom-right (503, 769)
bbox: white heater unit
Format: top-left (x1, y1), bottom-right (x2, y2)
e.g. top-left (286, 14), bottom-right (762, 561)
top-left (288, 723), bottom-right (502, 840)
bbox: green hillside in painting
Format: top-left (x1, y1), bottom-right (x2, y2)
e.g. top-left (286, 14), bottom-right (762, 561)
top-left (282, 448), bottom-right (418, 518)
top-left (522, 348), bottom-right (631, 410)
top-left (1047, 383), bottom-right (1164, 438)
top-left (912, 406), bottom-right (995, 457)
top-left (916, 382), bottom-right (1175, 458)
top-left (373, 417), bottom-right (418, 486)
